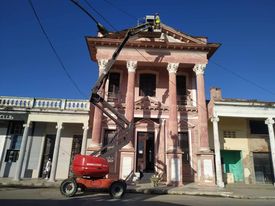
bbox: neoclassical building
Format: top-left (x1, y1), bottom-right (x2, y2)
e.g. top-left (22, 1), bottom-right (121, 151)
top-left (86, 23), bottom-right (220, 185)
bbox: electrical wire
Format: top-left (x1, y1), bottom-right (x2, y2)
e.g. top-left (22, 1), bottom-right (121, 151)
top-left (84, 0), bottom-right (117, 31)
top-left (102, 0), bottom-right (138, 21)
top-left (28, 0), bottom-right (87, 98)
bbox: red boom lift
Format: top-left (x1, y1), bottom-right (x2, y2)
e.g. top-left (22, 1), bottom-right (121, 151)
top-left (60, 0), bottom-right (161, 199)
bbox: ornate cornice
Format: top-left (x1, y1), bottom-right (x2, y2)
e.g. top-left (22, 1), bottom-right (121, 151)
top-left (193, 64), bottom-right (206, 75)
top-left (167, 63), bottom-right (179, 73)
top-left (126, 61), bottom-right (137, 72)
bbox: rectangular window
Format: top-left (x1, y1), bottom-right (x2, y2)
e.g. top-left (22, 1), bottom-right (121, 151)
top-left (176, 75), bottom-right (187, 105)
top-left (176, 75), bottom-right (186, 96)
top-left (223, 130), bottom-right (236, 138)
top-left (4, 121), bottom-right (24, 162)
top-left (139, 73), bottom-right (156, 96)
top-left (249, 120), bottom-right (268, 134)
top-left (108, 72), bottom-right (120, 94)
top-left (178, 132), bottom-right (189, 163)
top-left (5, 149), bottom-right (19, 162)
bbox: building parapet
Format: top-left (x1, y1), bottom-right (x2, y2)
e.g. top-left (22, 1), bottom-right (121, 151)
top-left (0, 96), bottom-right (90, 112)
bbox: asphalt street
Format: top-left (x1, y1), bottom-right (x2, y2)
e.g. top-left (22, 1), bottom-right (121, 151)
top-left (0, 187), bottom-right (275, 206)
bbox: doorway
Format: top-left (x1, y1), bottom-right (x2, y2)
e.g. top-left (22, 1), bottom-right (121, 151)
top-left (39, 135), bottom-right (55, 177)
top-left (136, 132), bottom-right (154, 172)
top-left (221, 150), bottom-right (244, 182)
top-left (253, 152), bottom-right (273, 183)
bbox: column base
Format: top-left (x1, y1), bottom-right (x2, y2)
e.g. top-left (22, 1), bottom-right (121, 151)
top-left (119, 150), bottom-right (135, 181)
top-left (197, 151), bottom-right (216, 186)
top-left (166, 150), bottom-right (183, 186)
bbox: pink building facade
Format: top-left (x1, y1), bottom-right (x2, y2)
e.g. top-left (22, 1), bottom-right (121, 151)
top-left (86, 23), bottom-right (220, 185)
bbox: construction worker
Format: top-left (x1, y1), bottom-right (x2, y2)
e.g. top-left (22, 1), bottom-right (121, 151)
top-left (155, 13), bottom-right (160, 29)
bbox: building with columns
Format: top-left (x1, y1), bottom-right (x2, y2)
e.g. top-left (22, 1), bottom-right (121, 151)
top-left (208, 88), bottom-right (275, 186)
top-left (0, 96), bottom-right (90, 181)
top-left (86, 23), bottom-right (220, 185)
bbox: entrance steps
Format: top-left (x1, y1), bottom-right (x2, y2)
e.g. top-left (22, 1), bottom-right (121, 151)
top-left (137, 172), bottom-right (154, 183)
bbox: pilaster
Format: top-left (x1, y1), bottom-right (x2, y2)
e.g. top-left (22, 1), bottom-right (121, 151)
top-left (81, 123), bottom-right (89, 155)
top-left (49, 122), bottom-right (63, 182)
top-left (166, 62), bottom-right (182, 186)
top-left (211, 115), bottom-right (224, 188)
top-left (119, 61), bottom-right (137, 181)
top-left (13, 122), bottom-right (31, 181)
top-left (193, 64), bottom-right (210, 151)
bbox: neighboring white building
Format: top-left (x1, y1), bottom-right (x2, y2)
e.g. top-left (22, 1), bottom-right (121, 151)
top-left (0, 96), bottom-right (90, 181)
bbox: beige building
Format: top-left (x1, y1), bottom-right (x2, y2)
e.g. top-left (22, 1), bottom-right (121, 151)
top-left (208, 88), bottom-right (275, 187)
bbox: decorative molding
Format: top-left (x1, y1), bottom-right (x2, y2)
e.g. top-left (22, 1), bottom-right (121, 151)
top-left (193, 64), bottom-right (206, 75)
top-left (97, 59), bottom-right (109, 73)
top-left (265, 117), bottom-right (274, 125)
top-left (126, 61), bottom-right (137, 72)
top-left (167, 63), bottom-right (179, 73)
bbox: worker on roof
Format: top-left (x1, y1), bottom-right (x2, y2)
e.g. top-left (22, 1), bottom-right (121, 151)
top-left (154, 13), bottom-right (160, 30)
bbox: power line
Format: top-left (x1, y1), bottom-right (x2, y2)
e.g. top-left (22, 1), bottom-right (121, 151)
top-left (84, 0), bottom-right (117, 31)
top-left (102, 0), bottom-right (137, 21)
top-left (28, 0), bottom-right (87, 98)
top-left (208, 59), bottom-right (275, 97)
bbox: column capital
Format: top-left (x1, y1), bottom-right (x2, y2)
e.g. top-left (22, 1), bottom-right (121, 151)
top-left (82, 125), bottom-right (89, 130)
top-left (167, 63), bottom-right (179, 73)
top-left (193, 64), bottom-right (206, 75)
top-left (211, 115), bottom-right (219, 123)
top-left (98, 59), bottom-right (109, 73)
top-left (23, 122), bottom-right (32, 128)
top-left (56, 122), bottom-right (63, 130)
top-left (160, 118), bottom-right (166, 125)
top-left (126, 61), bottom-right (137, 72)
top-left (265, 117), bottom-right (275, 125)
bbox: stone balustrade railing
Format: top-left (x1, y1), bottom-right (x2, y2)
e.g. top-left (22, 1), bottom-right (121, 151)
top-left (0, 96), bottom-right (89, 111)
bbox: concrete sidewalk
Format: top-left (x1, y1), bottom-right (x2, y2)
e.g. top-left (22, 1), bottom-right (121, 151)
top-left (0, 178), bottom-right (274, 199)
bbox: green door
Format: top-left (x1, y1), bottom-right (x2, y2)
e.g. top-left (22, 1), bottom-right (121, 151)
top-left (221, 150), bottom-right (244, 182)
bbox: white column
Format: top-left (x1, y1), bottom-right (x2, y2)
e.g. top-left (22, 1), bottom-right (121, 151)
top-left (13, 122), bottom-right (31, 181)
top-left (81, 124), bottom-right (89, 155)
top-left (265, 117), bottom-right (275, 186)
top-left (49, 122), bottom-right (63, 182)
top-left (211, 115), bottom-right (224, 188)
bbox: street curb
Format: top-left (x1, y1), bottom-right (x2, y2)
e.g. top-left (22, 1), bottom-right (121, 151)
top-left (1, 182), bottom-right (275, 200)
top-left (127, 188), bottom-right (275, 200)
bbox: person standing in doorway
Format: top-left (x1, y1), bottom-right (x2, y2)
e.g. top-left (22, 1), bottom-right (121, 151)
top-left (44, 158), bottom-right (52, 179)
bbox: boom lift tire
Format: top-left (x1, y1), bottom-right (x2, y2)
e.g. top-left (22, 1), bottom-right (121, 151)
top-left (60, 178), bottom-right (78, 197)
top-left (109, 180), bottom-right (127, 199)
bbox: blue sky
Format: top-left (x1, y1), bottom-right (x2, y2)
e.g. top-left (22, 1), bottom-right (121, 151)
top-left (1, 0), bottom-right (275, 101)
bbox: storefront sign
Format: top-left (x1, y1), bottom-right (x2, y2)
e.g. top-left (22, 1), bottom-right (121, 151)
top-left (0, 114), bottom-right (14, 120)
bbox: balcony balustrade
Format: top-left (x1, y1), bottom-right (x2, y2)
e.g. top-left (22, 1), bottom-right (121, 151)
top-left (0, 96), bottom-right (89, 111)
